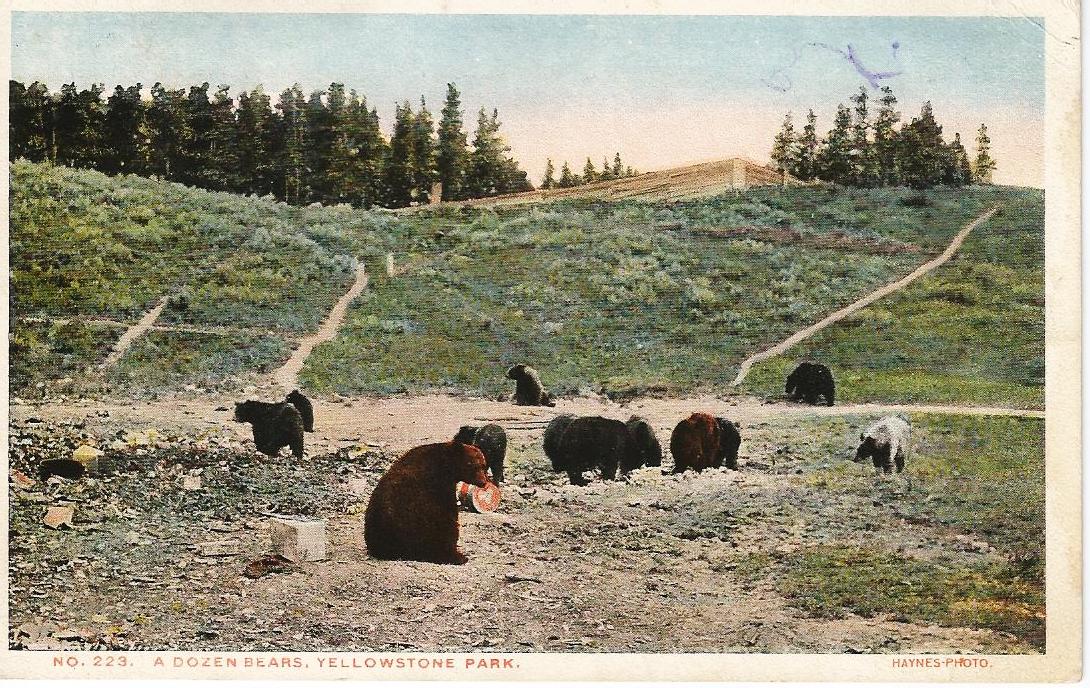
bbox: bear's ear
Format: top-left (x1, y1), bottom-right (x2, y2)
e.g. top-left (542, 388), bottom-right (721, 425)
top-left (860, 432), bottom-right (865, 441)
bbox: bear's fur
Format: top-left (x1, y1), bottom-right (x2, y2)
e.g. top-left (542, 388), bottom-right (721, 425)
top-left (453, 423), bottom-right (508, 484)
top-left (670, 413), bottom-right (741, 473)
top-left (854, 415), bottom-right (911, 474)
top-left (285, 389), bottom-right (314, 432)
top-left (506, 364), bottom-right (556, 407)
top-left (554, 416), bottom-right (632, 485)
top-left (543, 414), bottom-right (577, 471)
top-left (785, 361), bottom-right (836, 406)
top-left (625, 416), bottom-right (663, 472)
top-left (364, 440), bottom-right (490, 565)
top-left (234, 400), bottom-right (305, 459)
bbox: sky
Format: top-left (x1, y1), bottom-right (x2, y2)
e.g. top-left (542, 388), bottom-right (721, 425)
top-left (12, 13), bottom-right (1045, 187)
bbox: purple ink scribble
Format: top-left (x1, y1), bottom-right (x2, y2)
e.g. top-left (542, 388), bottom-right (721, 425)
top-left (810, 42), bottom-right (903, 89)
top-left (761, 47), bottom-right (801, 93)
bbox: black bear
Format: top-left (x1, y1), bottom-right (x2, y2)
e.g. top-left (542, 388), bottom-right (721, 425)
top-left (453, 423), bottom-right (508, 484)
top-left (506, 364), bottom-right (556, 407)
top-left (543, 414), bottom-right (577, 471)
top-left (715, 417), bottom-right (742, 470)
top-left (624, 416), bottom-right (663, 472)
top-left (785, 362), bottom-right (836, 406)
top-left (553, 416), bottom-right (634, 486)
top-left (854, 415), bottom-right (911, 474)
top-left (285, 389), bottom-right (314, 432)
top-left (234, 400), bottom-right (305, 459)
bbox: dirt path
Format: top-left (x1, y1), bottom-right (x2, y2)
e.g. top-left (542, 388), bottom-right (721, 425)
top-left (98, 297), bottom-right (169, 368)
top-left (19, 315), bottom-right (285, 339)
top-left (730, 206), bottom-right (1001, 386)
top-left (271, 266), bottom-right (369, 391)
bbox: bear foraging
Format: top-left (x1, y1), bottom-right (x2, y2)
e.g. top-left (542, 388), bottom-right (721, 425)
top-left (854, 415), bottom-right (911, 474)
top-left (233, 400), bottom-right (305, 459)
top-left (670, 413), bottom-right (741, 473)
top-left (506, 364), bottom-right (556, 407)
top-left (285, 389), bottom-right (314, 432)
top-left (554, 415), bottom-right (633, 485)
top-left (543, 414), bottom-right (577, 471)
top-left (364, 440), bottom-right (490, 565)
top-left (785, 361), bottom-right (836, 406)
top-left (453, 423), bottom-right (508, 484)
top-left (625, 416), bottom-right (663, 471)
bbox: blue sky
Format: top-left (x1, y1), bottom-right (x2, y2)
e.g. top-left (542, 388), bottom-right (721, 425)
top-left (12, 13), bottom-right (1045, 186)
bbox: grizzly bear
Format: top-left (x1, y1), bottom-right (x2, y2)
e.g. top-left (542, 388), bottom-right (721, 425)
top-left (785, 361), bottom-right (836, 406)
top-left (285, 389), bottom-right (314, 432)
top-left (543, 414), bottom-right (577, 471)
top-left (554, 416), bottom-right (634, 485)
top-left (854, 415), bottom-right (911, 474)
top-left (234, 400), bottom-right (305, 458)
top-left (364, 440), bottom-right (490, 565)
top-left (506, 364), bottom-right (556, 407)
top-left (670, 413), bottom-right (742, 473)
top-left (624, 416), bottom-right (663, 472)
top-left (453, 423), bottom-right (508, 484)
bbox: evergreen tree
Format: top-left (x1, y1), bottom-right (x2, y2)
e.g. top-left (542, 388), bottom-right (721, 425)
top-left (558, 161), bottom-right (577, 188)
top-left (322, 84), bottom-right (359, 204)
top-left (541, 158), bottom-right (555, 189)
top-left (305, 88), bottom-right (334, 201)
top-left (146, 82), bottom-right (190, 180)
top-left (206, 85), bottom-right (239, 192)
top-left (466, 107), bottom-right (522, 197)
top-left (384, 100), bottom-right (417, 207)
top-left (234, 86), bottom-right (275, 195)
top-left (274, 85), bottom-right (309, 204)
top-left (770, 112), bottom-right (797, 175)
top-left (793, 109), bottom-right (819, 181)
top-left (972, 123), bottom-right (996, 184)
top-left (411, 96), bottom-right (438, 203)
top-left (612, 152), bottom-right (623, 178)
top-left (599, 157), bottom-right (612, 181)
top-left (54, 82), bottom-right (106, 169)
top-left (178, 82), bottom-right (215, 187)
top-left (849, 86), bottom-right (878, 187)
top-left (101, 83), bottom-right (146, 175)
top-left (436, 83), bottom-right (468, 200)
top-left (351, 98), bottom-right (387, 208)
top-left (897, 101), bottom-right (946, 189)
top-left (816, 104), bottom-right (853, 184)
top-left (873, 86), bottom-right (901, 186)
top-left (944, 132), bottom-right (972, 187)
top-left (10, 80), bottom-right (54, 163)
top-left (582, 157), bottom-right (597, 185)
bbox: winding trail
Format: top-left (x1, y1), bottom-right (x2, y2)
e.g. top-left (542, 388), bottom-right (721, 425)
top-left (98, 296), bottom-right (169, 368)
top-left (730, 206), bottom-right (1000, 387)
top-left (271, 265), bottom-right (369, 391)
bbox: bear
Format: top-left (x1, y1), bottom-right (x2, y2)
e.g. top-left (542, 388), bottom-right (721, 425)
top-left (854, 415), bottom-right (911, 474)
top-left (670, 413), bottom-right (742, 473)
top-left (506, 364), bottom-right (556, 407)
top-left (453, 423), bottom-right (508, 484)
top-left (285, 389), bottom-right (315, 432)
top-left (364, 440), bottom-right (490, 565)
top-left (553, 415), bottom-right (637, 486)
top-left (233, 400), bottom-right (305, 459)
top-left (624, 416), bottom-right (663, 472)
top-left (785, 361), bottom-right (836, 406)
top-left (543, 414), bottom-right (577, 471)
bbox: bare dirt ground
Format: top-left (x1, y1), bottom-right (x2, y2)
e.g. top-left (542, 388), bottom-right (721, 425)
top-left (9, 392), bottom-right (1038, 654)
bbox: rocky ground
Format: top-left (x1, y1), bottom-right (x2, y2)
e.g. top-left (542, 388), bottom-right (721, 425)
top-left (8, 393), bottom-right (1039, 654)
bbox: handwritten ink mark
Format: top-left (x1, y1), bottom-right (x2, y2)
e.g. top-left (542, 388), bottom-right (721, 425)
top-left (810, 42), bottom-right (903, 89)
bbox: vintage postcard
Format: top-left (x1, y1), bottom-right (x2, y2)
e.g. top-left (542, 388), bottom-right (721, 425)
top-left (2, 0), bottom-right (1081, 682)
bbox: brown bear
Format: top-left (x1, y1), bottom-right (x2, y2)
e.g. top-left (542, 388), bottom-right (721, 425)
top-left (234, 400), bottom-right (305, 458)
top-left (506, 364), bottom-right (556, 406)
top-left (670, 413), bottom-right (741, 473)
top-left (364, 440), bottom-right (490, 565)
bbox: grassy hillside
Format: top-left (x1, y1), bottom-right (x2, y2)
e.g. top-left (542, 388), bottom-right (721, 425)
top-left (740, 190), bottom-right (1044, 408)
top-left (301, 186), bottom-right (1034, 399)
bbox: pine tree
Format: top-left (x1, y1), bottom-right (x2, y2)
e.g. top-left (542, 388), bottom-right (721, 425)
top-left (466, 107), bottom-right (518, 197)
top-left (306, 89), bottom-right (333, 201)
top-left (178, 82), bottom-right (214, 187)
top-left (897, 101), bottom-right (946, 189)
top-left (816, 104), bottom-right (853, 184)
top-left (146, 82), bottom-right (190, 180)
top-left (972, 123), bottom-right (996, 184)
top-left (101, 83), bottom-right (146, 175)
top-left (206, 85), bottom-right (238, 192)
top-left (793, 109), bottom-right (819, 181)
top-left (849, 86), bottom-right (878, 187)
top-left (234, 86), bottom-right (275, 195)
top-left (873, 86), bottom-right (901, 186)
top-left (352, 98), bottom-right (387, 208)
top-left (411, 96), bottom-right (438, 203)
top-left (770, 112), bottom-right (797, 175)
top-left (612, 152), bottom-right (623, 178)
top-left (437, 83), bottom-right (468, 200)
top-left (944, 132), bottom-right (972, 187)
top-left (274, 85), bottom-right (309, 204)
top-left (54, 82), bottom-right (106, 169)
top-left (10, 80), bottom-right (55, 163)
top-left (558, 161), bottom-right (577, 188)
top-left (323, 84), bottom-right (359, 204)
top-left (384, 100), bottom-right (417, 207)
top-left (541, 158), bottom-right (555, 189)
top-left (582, 157), bottom-right (597, 185)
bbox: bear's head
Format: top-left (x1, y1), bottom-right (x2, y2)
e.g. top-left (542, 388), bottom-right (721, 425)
top-left (286, 389), bottom-right (306, 404)
top-left (447, 440), bottom-right (490, 487)
top-left (506, 364), bottom-right (527, 380)
top-left (854, 434), bottom-right (879, 463)
top-left (453, 425), bottom-right (478, 445)
top-left (234, 400), bottom-right (258, 423)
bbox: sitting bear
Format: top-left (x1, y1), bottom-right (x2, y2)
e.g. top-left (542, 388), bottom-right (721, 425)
top-left (506, 364), bottom-right (556, 407)
top-left (285, 389), bottom-right (314, 432)
top-left (543, 414), bottom-right (577, 471)
top-left (624, 416), bottom-right (663, 472)
top-left (785, 361), bottom-right (835, 406)
top-left (670, 413), bottom-right (742, 473)
top-left (854, 415), bottom-right (911, 474)
top-left (233, 400), bottom-right (305, 459)
top-left (554, 416), bottom-right (633, 485)
top-left (453, 423), bottom-right (508, 484)
top-left (364, 440), bottom-right (490, 565)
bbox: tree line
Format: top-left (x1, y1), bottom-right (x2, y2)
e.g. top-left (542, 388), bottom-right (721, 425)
top-left (770, 86), bottom-right (997, 189)
top-left (540, 153), bottom-right (640, 190)
top-left (9, 80), bottom-right (533, 208)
